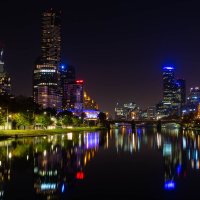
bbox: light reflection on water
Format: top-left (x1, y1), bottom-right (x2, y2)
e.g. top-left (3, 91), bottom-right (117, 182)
top-left (0, 127), bottom-right (200, 199)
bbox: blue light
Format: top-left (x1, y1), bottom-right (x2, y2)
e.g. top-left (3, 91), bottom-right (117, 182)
top-left (195, 150), bottom-right (198, 160)
top-left (60, 64), bottom-right (66, 71)
top-left (163, 143), bottom-right (172, 156)
top-left (163, 66), bottom-right (174, 70)
top-left (137, 128), bottom-right (141, 136)
top-left (61, 183), bottom-right (65, 193)
top-left (164, 181), bottom-right (175, 190)
top-left (177, 164), bottom-right (181, 174)
top-left (183, 137), bottom-right (186, 149)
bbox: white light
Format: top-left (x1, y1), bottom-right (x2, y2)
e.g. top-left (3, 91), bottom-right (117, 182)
top-left (40, 69), bottom-right (55, 73)
top-left (41, 183), bottom-right (56, 190)
top-left (67, 133), bottom-right (73, 140)
top-left (8, 152), bottom-right (12, 159)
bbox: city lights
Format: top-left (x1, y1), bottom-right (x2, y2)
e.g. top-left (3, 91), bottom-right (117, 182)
top-left (41, 183), bottom-right (57, 190)
top-left (164, 181), bottom-right (175, 190)
top-left (2, 2), bottom-right (200, 200)
top-left (76, 171), bottom-right (84, 180)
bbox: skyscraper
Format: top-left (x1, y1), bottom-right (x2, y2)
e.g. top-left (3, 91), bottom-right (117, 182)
top-left (157, 66), bottom-right (184, 118)
top-left (41, 9), bottom-right (61, 66)
top-left (33, 9), bottom-right (61, 110)
top-left (83, 91), bottom-right (99, 110)
top-left (182, 87), bottom-right (200, 115)
top-left (163, 66), bottom-right (176, 103)
top-left (187, 87), bottom-right (200, 105)
top-left (176, 79), bottom-right (186, 105)
top-left (64, 80), bottom-right (84, 112)
top-left (0, 48), bottom-right (11, 96)
top-left (59, 64), bottom-right (76, 110)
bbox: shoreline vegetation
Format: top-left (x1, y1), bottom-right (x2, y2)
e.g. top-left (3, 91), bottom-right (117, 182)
top-left (0, 126), bottom-right (106, 140)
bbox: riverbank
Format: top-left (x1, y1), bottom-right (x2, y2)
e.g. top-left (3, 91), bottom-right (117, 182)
top-left (0, 126), bottom-right (106, 140)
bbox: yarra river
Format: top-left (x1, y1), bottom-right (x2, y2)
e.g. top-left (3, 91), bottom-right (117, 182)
top-left (0, 126), bottom-right (200, 199)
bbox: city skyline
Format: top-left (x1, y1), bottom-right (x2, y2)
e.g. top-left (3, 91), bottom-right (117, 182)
top-left (1, 1), bottom-right (200, 114)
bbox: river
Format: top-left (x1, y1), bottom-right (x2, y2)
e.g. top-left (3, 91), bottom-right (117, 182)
top-left (0, 127), bottom-right (200, 199)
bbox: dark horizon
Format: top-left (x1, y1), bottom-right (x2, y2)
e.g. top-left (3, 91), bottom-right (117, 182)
top-left (1, 0), bottom-right (200, 115)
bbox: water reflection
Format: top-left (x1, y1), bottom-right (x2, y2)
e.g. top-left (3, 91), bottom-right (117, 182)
top-left (112, 127), bottom-right (200, 194)
top-left (0, 132), bottom-right (105, 199)
top-left (0, 128), bottom-right (200, 199)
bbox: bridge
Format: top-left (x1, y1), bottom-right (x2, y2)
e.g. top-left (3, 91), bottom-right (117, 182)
top-left (106, 119), bottom-right (181, 130)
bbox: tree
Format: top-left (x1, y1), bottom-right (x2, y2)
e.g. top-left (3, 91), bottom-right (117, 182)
top-left (98, 112), bottom-right (107, 126)
top-left (80, 112), bottom-right (86, 124)
top-left (12, 113), bottom-right (30, 129)
top-left (62, 115), bottom-right (73, 126)
top-left (72, 116), bottom-right (81, 126)
top-left (0, 113), bottom-right (5, 126)
top-left (35, 114), bottom-right (53, 129)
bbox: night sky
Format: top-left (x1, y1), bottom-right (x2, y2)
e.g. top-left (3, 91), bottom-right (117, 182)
top-left (1, 0), bottom-right (200, 115)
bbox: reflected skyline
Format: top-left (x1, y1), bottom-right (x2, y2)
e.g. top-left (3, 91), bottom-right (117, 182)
top-left (0, 128), bottom-right (200, 199)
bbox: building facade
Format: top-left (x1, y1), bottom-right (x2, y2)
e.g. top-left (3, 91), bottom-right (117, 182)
top-left (163, 66), bottom-right (176, 104)
top-left (59, 64), bottom-right (76, 110)
top-left (0, 49), bottom-right (11, 96)
top-left (83, 91), bottom-right (98, 110)
top-left (182, 87), bottom-right (200, 115)
top-left (157, 66), bottom-right (184, 117)
top-left (63, 80), bottom-right (84, 112)
top-left (176, 79), bottom-right (186, 105)
top-left (33, 9), bottom-right (61, 110)
top-left (147, 106), bottom-right (156, 120)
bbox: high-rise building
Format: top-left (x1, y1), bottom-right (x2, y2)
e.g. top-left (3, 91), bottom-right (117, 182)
top-left (163, 66), bottom-right (176, 103)
top-left (83, 91), bottom-right (98, 110)
top-left (64, 80), bottom-right (84, 111)
top-left (123, 102), bottom-right (140, 120)
top-left (147, 106), bottom-right (156, 120)
top-left (33, 9), bottom-right (61, 110)
top-left (41, 9), bottom-right (61, 66)
top-left (0, 49), bottom-right (11, 96)
top-left (159, 66), bottom-right (183, 116)
top-left (182, 87), bottom-right (200, 115)
top-left (187, 87), bottom-right (200, 105)
top-left (159, 66), bottom-right (177, 116)
top-left (114, 103), bottom-right (125, 120)
top-left (59, 64), bottom-right (76, 110)
top-left (176, 79), bottom-right (186, 105)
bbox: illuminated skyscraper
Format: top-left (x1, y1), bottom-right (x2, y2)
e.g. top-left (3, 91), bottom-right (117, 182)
top-left (33, 9), bottom-right (61, 110)
top-left (182, 87), bottom-right (200, 114)
top-left (63, 80), bottom-right (84, 111)
top-left (157, 66), bottom-right (184, 117)
top-left (83, 91), bottom-right (99, 110)
top-left (176, 79), bottom-right (186, 105)
top-left (187, 87), bottom-right (200, 105)
top-left (59, 64), bottom-right (76, 110)
top-left (0, 48), bottom-right (11, 96)
top-left (163, 66), bottom-right (176, 103)
top-left (41, 9), bottom-right (61, 66)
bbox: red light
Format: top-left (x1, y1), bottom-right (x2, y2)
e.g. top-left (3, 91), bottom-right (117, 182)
top-left (76, 171), bottom-right (84, 180)
top-left (76, 80), bottom-right (84, 84)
